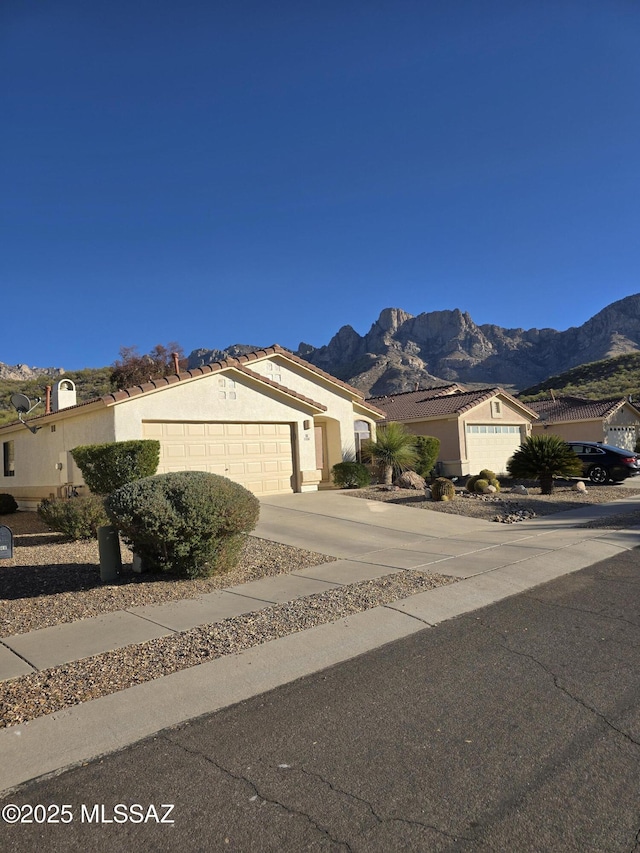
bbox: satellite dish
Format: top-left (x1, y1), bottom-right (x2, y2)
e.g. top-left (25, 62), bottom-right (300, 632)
top-left (10, 393), bottom-right (32, 414)
top-left (10, 393), bottom-right (42, 433)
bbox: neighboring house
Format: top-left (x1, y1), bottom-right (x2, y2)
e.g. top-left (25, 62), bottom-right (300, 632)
top-left (528, 396), bottom-right (640, 450)
top-left (0, 345), bottom-right (384, 509)
top-left (368, 387), bottom-right (537, 477)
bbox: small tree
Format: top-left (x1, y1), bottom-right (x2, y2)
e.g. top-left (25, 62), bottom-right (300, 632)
top-left (110, 343), bottom-right (186, 389)
top-left (362, 422), bottom-right (417, 485)
top-left (506, 435), bottom-right (582, 495)
top-left (414, 436), bottom-right (440, 478)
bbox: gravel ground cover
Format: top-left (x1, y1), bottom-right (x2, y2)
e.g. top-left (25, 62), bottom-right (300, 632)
top-left (0, 512), bottom-right (337, 636)
top-left (347, 481), bottom-right (640, 526)
top-left (0, 569), bottom-right (454, 728)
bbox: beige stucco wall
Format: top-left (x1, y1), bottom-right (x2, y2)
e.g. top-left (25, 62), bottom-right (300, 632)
top-left (250, 355), bottom-right (380, 477)
top-left (398, 397), bottom-right (533, 477)
top-left (531, 422), bottom-right (603, 442)
top-left (1, 357), bottom-right (378, 506)
top-left (0, 407), bottom-right (116, 507)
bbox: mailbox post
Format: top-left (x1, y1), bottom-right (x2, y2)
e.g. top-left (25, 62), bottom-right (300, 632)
top-left (0, 526), bottom-right (14, 560)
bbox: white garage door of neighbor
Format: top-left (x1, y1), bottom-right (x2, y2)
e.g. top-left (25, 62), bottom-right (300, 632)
top-left (465, 424), bottom-right (523, 474)
top-left (143, 422), bottom-right (295, 495)
top-left (605, 425), bottom-right (636, 451)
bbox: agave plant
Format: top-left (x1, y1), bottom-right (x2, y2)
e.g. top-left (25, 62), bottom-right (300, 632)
top-left (362, 422), bottom-right (418, 485)
top-left (506, 434), bottom-right (583, 494)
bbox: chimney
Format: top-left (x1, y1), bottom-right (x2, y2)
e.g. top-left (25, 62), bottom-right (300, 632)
top-left (171, 352), bottom-right (181, 375)
top-left (45, 385), bottom-right (52, 415)
top-left (52, 379), bottom-right (77, 411)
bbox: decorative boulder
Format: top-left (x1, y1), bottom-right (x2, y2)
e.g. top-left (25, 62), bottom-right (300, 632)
top-left (424, 487), bottom-right (432, 500)
top-left (573, 480), bottom-right (587, 493)
top-left (511, 484), bottom-right (529, 495)
top-left (394, 471), bottom-right (427, 490)
top-left (485, 485), bottom-right (497, 493)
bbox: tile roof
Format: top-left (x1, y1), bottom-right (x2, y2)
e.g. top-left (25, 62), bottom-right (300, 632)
top-left (370, 387), bottom-right (537, 422)
top-left (526, 396), bottom-right (638, 423)
top-left (2, 344), bottom-right (386, 428)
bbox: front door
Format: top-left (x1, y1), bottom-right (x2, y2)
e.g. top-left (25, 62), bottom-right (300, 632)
top-left (314, 424), bottom-right (330, 484)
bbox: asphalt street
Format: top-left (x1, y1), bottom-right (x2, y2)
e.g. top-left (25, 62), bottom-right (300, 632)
top-left (2, 548), bottom-right (640, 852)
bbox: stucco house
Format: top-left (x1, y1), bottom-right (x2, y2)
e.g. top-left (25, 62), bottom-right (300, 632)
top-left (368, 386), bottom-right (537, 477)
top-left (528, 396), bottom-right (640, 450)
top-left (1, 345), bottom-right (383, 509)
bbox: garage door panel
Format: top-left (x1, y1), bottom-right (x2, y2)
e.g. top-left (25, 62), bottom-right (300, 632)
top-left (144, 421), bottom-right (294, 495)
top-left (466, 425), bottom-right (523, 474)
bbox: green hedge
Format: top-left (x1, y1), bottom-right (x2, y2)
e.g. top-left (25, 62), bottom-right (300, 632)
top-left (331, 461), bottom-right (371, 488)
top-left (414, 436), bottom-right (440, 478)
top-left (37, 495), bottom-right (109, 540)
top-left (71, 440), bottom-right (160, 495)
top-left (0, 493), bottom-right (18, 514)
top-left (105, 471), bottom-right (260, 578)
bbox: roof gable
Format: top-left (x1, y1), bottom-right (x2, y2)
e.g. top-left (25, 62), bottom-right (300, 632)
top-left (372, 387), bottom-right (537, 422)
top-left (0, 344), bottom-right (384, 430)
top-left (527, 395), bottom-right (640, 423)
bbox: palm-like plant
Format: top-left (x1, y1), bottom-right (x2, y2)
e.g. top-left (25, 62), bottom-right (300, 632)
top-left (506, 434), bottom-right (583, 494)
top-left (362, 422), bottom-right (418, 485)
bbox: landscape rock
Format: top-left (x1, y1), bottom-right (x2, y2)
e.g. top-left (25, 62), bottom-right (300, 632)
top-left (573, 481), bottom-right (588, 493)
top-left (394, 471), bottom-right (426, 490)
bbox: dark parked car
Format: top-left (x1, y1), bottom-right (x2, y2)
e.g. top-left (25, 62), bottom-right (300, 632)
top-left (566, 441), bottom-right (640, 484)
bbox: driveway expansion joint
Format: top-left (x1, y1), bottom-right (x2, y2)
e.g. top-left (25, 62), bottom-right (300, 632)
top-left (0, 639), bottom-right (37, 672)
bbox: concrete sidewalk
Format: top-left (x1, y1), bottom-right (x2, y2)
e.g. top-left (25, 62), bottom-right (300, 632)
top-left (1, 490), bottom-right (639, 793)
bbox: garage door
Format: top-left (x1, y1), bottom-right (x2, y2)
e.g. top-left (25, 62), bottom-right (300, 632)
top-left (465, 425), bottom-right (524, 475)
top-left (605, 425), bottom-right (636, 451)
top-left (143, 422), bottom-right (295, 495)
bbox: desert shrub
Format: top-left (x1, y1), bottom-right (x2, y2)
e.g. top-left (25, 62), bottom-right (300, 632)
top-left (431, 477), bottom-right (456, 501)
top-left (0, 493), bottom-right (18, 514)
top-left (37, 495), bottom-right (109, 540)
top-left (466, 475), bottom-right (479, 493)
top-left (71, 440), bottom-right (160, 495)
top-left (414, 436), bottom-right (440, 478)
top-left (467, 472), bottom-right (500, 493)
top-left (105, 471), bottom-right (260, 579)
top-left (332, 461), bottom-right (371, 489)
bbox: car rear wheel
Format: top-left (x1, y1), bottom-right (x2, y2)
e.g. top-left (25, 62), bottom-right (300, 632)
top-left (588, 465), bottom-right (609, 484)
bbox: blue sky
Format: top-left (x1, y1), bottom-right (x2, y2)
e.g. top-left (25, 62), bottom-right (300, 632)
top-left (2, 0), bottom-right (640, 369)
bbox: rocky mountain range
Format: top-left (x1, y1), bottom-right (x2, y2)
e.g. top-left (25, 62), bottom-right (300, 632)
top-left (188, 294), bottom-right (640, 397)
top-left (0, 363), bottom-right (64, 382)
top-left (5, 294), bottom-right (640, 399)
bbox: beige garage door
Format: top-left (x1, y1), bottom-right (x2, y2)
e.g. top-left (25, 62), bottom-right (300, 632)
top-left (143, 421), bottom-right (295, 495)
top-left (465, 424), bottom-right (524, 475)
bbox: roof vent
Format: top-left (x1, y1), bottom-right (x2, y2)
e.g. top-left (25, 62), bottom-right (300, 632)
top-left (52, 379), bottom-right (77, 411)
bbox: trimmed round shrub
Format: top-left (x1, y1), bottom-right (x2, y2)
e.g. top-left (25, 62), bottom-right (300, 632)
top-left (431, 477), bottom-right (456, 501)
top-left (37, 495), bottom-right (109, 540)
top-left (466, 475), bottom-right (479, 493)
top-left (105, 471), bottom-right (260, 578)
top-left (478, 469), bottom-right (497, 481)
top-left (332, 461), bottom-right (371, 489)
top-left (0, 493), bottom-right (18, 514)
top-left (71, 439), bottom-right (160, 495)
top-left (474, 478), bottom-right (490, 493)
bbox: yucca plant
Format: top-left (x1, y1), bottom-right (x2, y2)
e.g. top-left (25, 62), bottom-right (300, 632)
top-left (362, 422), bottom-right (418, 485)
top-left (506, 435), bottom-right (582, 495)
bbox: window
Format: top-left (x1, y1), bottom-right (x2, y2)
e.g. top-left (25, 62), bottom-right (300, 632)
top-left (3, 441), bottom-right (15, 477)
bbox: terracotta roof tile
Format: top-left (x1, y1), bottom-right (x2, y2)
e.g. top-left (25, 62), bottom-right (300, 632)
top-left (371, 387), bottom-right (537, 422)
top-left (526, 396), bottom-right (636, 422)
top-left (2, 344), bottom-right (380, 428)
